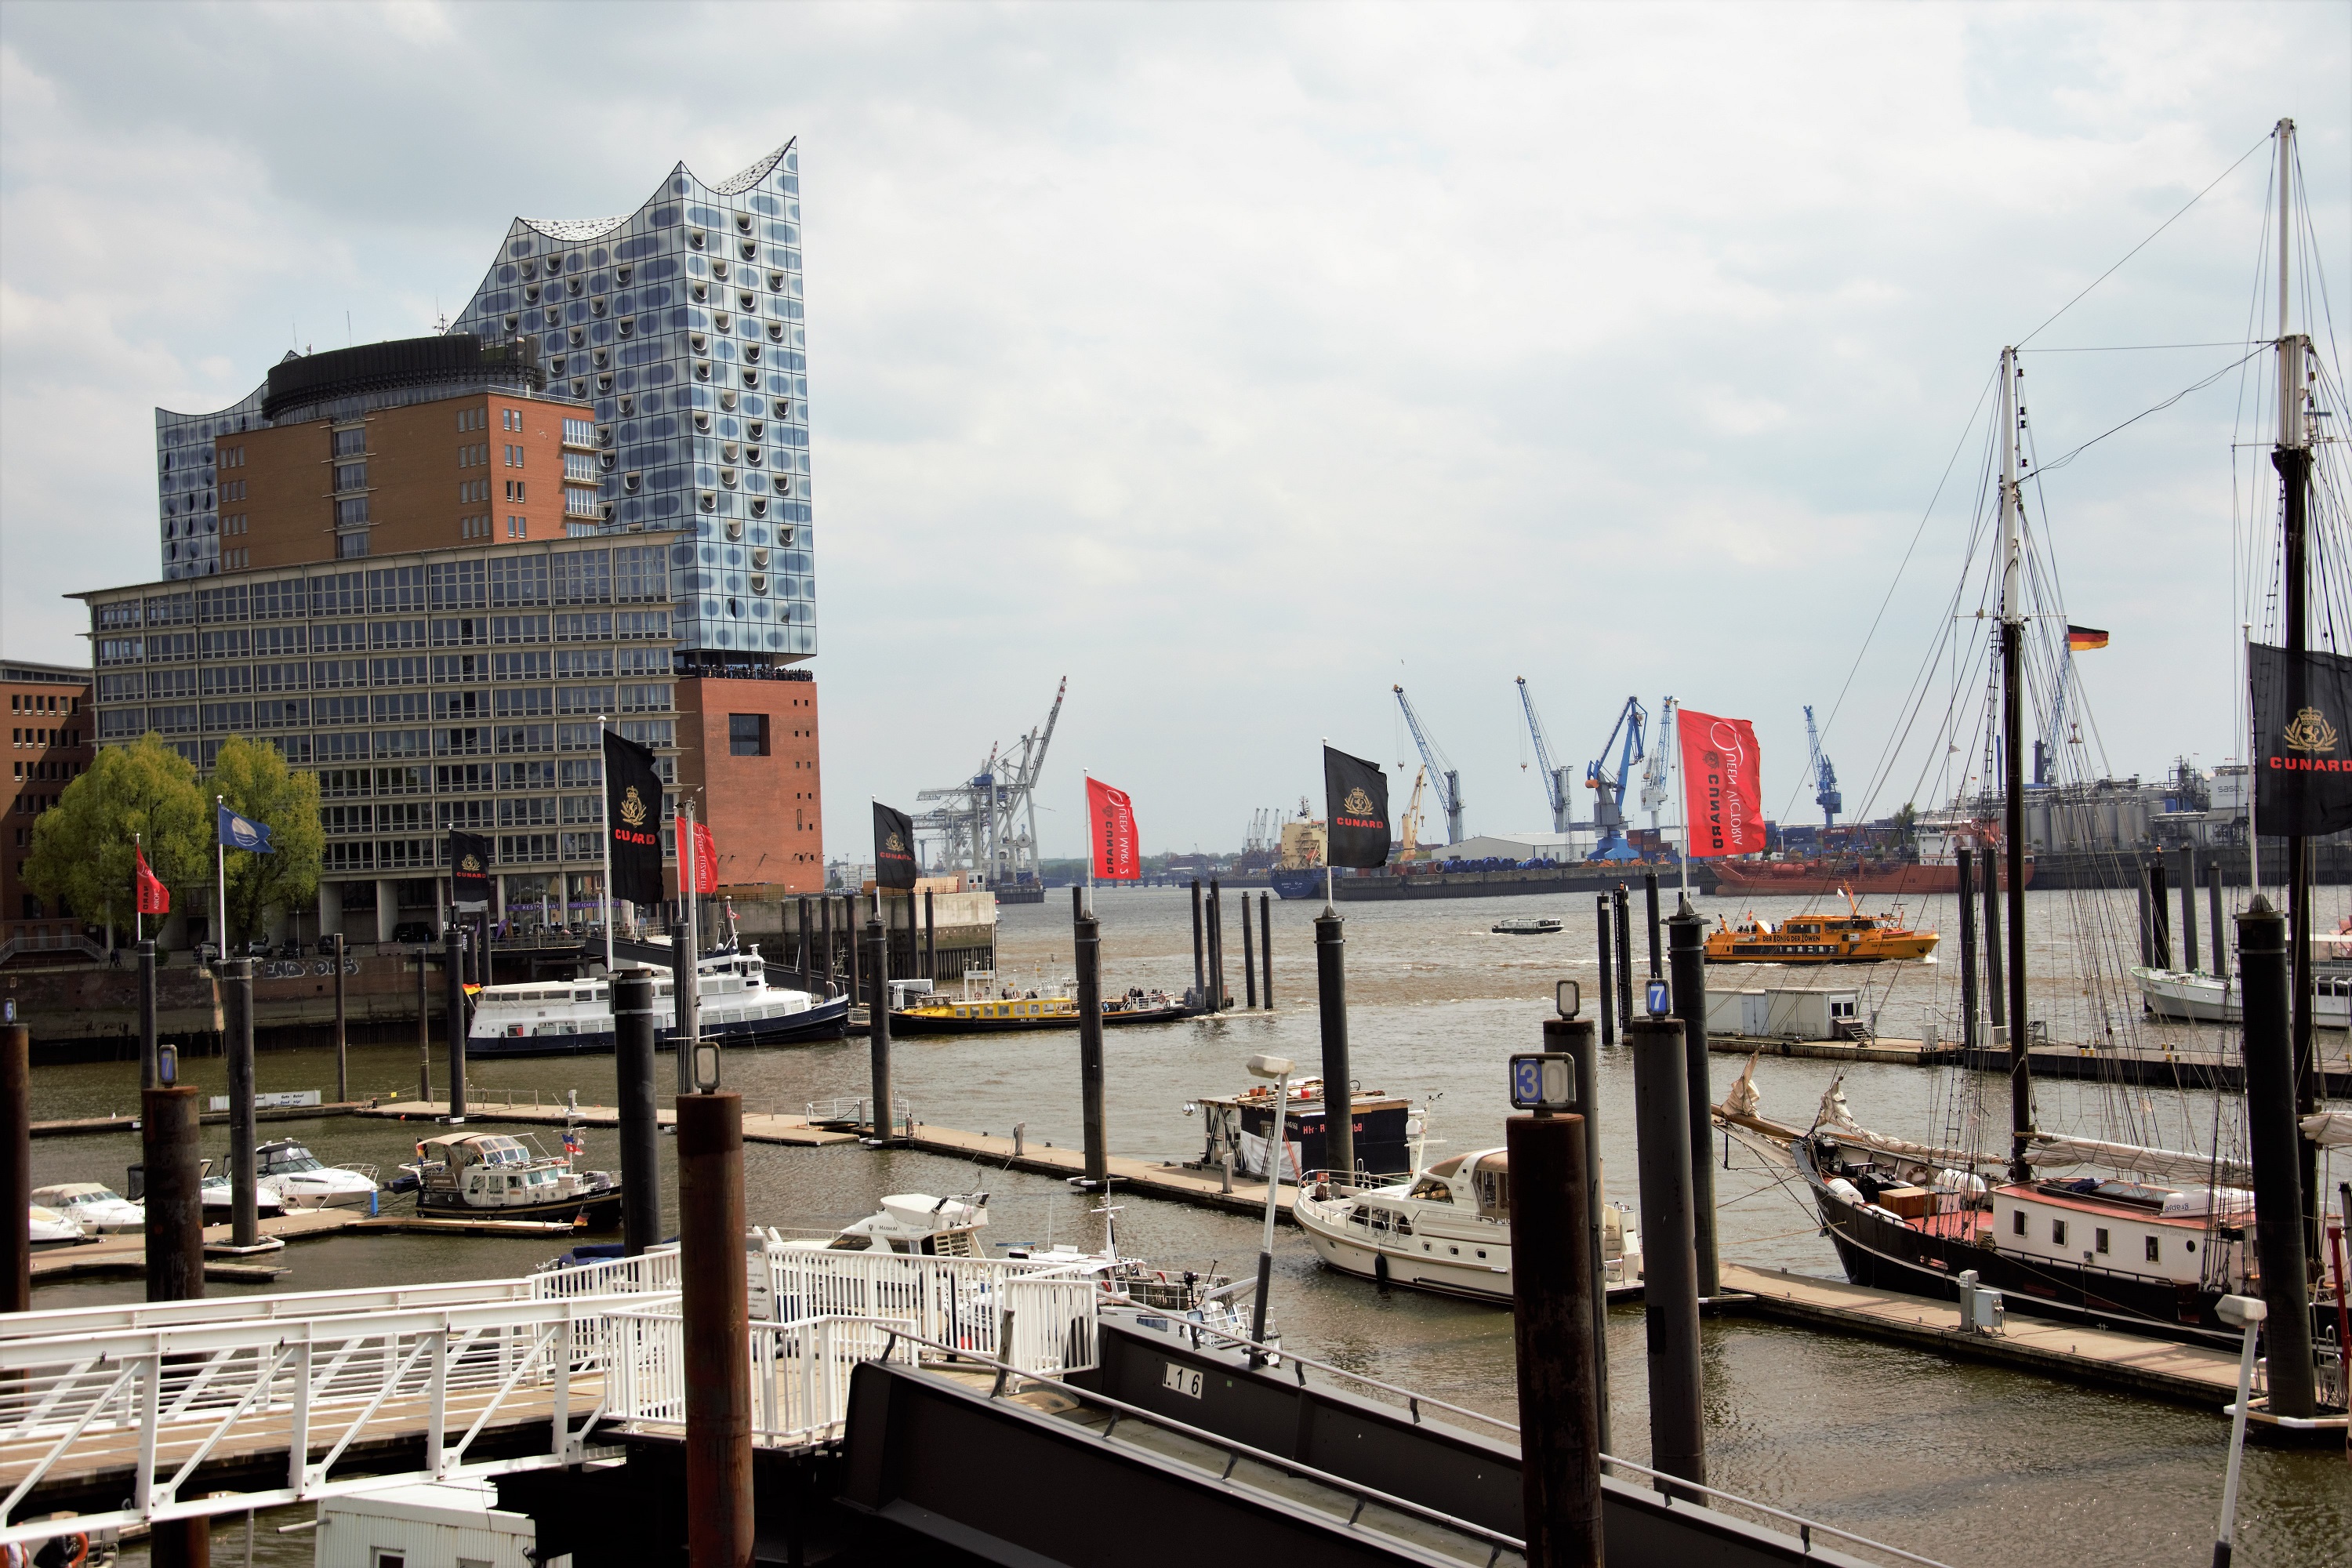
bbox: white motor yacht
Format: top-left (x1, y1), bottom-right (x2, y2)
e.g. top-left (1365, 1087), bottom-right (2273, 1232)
top-left (781, 1192), bottom-right (993, 1257)
top-left (255, 1139), bottom-right (379, 1210)
top-left (1294, 1150), bottom-right (1643, 1304)
top-left (470, 946), bottom-right (848, 1058)
top-left (28, 1204), bottom-right (91, 1250)
top-left (31, 1182), bottom-right (144, 1233)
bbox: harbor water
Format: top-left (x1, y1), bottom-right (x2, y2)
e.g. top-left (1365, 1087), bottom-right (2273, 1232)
top-left (23, 886), bottom-right (2351, 1566)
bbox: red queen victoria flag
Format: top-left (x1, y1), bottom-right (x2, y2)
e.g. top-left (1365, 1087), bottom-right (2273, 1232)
top-left (1678, 708), bottom-right (1764, 858)
top-left (1087, 777), bottom-right (1140, 880)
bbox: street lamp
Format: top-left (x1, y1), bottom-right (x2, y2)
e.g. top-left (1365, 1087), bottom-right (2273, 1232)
top-left (2211, 1292), bottom-right (2267, 1568)
top-left (1245, 1053), bottom-right (1294, 1364)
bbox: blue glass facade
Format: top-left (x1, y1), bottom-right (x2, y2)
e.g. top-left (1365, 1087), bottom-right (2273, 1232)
top-left (152, 143), bottom-right (815, 667)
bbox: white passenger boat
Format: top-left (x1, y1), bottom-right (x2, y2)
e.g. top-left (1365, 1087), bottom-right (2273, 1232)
top-left (1491, 916), bottom-right (1563, 936)
top-left (31, 1182), bottom-right (144, 1233)
top-left (468, 946), bottom-right (848, 1058)
top-left (1293, 1151), bottom-right (1643, 1305)
top-left (255, 1139), bottom-right (379, 1210)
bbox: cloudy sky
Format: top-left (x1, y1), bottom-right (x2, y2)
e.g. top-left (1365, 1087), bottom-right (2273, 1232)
top-left (2, 2), bottom-right (2346, 858)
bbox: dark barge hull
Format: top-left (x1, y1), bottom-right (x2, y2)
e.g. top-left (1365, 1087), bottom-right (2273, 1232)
top-left (466, 996), bottom-right (851, 1059)
top-left (1796, 1142), bottom-right (2233, 1343)
top-left (884, 1004), bottom-right (1196, 1036)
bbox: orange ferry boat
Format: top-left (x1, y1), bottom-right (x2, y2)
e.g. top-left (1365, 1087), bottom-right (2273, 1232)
top-left (1704, 894), bottom-right (1939, 965)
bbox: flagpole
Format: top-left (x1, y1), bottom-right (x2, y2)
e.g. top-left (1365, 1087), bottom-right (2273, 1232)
top-left (215, 795), bottom-right (227, 961)
top-left (134, 832), bottom-right (143, 946)
top-left (2245, 628), bottom-right (2259, 908)
top-left (1670, 699), bottom-right (1690, 898)
top-left (1320, 736), bottom-right (1335, 915)
top-left (599, 714), bottom-right (615, 975)
top-left (1083, 770), bottom-right (1094, 916)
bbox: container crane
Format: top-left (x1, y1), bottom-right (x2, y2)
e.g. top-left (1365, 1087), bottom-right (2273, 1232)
top-left (1392, 684), bottom-right (1465, 844)
top-left (1514, 677), bottom-right (1574, 833)
top-left (1804, 705), bottom-right (1841, 828)
top-left (1584, 697), bottom-right (1646, 861)
top-left (1639, 696), bottom-right (1675, 829)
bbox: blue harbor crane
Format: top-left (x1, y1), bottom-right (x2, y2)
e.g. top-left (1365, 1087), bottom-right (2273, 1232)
top-left (1392, 684), bottom-right (1465, 845)
top-left (1585, 697), bottom-right (1647, 861)
top-left (1805, 705), bottom-right (1841, 827)
top-left (1514, 677), bottom-right (1574, 833)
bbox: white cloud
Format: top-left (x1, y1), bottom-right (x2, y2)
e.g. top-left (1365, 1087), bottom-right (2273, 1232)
top-left (1, 1), bottom-right (2345, 851)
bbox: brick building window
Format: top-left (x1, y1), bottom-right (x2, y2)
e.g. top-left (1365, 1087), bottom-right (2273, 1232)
top-left (729, 714), bottom-right (768, 757)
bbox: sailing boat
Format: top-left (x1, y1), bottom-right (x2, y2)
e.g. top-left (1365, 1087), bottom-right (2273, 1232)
top-left (1746, 123), bottom-right (2345, 1353)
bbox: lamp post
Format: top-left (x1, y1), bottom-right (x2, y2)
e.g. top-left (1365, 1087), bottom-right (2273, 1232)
top-left (1245, 1052), bottom-right (1294, 1366)
top-left (2210, 1293), bottom-right (2267, 1568)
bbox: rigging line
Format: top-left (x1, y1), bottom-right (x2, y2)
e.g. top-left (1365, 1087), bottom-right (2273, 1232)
top-left (2026, 347), bottom-right (2268, 477)
top-left (1779, 367), bottom-right (2000, 828)
top-left (2015, 127), bottom-right (2275, 350)
top-left (2022, 341), bottom-right (2267, 354)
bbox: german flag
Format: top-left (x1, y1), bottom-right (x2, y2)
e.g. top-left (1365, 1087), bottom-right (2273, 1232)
top-left (2067, 625), bottom-right (2110, 652)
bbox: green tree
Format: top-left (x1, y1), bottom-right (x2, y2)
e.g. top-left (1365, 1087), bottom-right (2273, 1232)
top-left (24, 735), bottom-right (209, 933)
top-left (210, 737), bottom-right (324, 946)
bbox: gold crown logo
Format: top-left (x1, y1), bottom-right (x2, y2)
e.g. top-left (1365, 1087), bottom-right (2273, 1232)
top-left (1342, 787), bottom-right (1374, 815)
top-left (619, 786), bottom-right (648, 827)
top-left (2285, 706), bottom-right (2339, 753)
top-left (459, 854), bottom-right (481, 873)
top-left (885, 831), bottom-right (906, 853)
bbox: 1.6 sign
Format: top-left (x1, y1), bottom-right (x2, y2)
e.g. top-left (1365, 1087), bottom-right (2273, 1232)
top-left (1509, 1054), bottom-right (1576, 1112)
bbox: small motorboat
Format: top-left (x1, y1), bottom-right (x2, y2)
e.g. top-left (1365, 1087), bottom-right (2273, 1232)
top-left (1188, 1077), bottom-right (1421, 1182)
top-left (28, 1204), bottom-right (94, 1250)
top-left (256, 1139), bottom-right (379, 1210)
top-left (781, 1191), bottom-right (994, 1257)
top-left (1294, 1151), bottom-right (1643, 1305)
top-left (31, 1182), bottom-right (144, 1233)
top-left (198, 1167), bottom-right (288, 1225)
top-left (1491, 916), bottom-right (1563, 936)
top-left (401, 1130), bottom-right (622, 1228)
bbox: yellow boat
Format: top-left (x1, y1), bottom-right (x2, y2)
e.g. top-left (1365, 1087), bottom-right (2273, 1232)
top-left (1704, 891), bottom-right (1938, 965)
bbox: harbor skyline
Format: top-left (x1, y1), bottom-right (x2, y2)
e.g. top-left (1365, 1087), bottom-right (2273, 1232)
top-left (2, 3), bottom-right (2348, 855)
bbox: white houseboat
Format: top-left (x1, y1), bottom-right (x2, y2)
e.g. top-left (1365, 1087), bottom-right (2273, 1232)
top-left (468, 947), bottom-right (848, 1058)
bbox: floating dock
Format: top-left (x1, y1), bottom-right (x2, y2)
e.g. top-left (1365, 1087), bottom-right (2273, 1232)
top-left (1717, 1263), bottom-right (2346, 1439)
top-left (358, 1098), bottom-right (861, 1146)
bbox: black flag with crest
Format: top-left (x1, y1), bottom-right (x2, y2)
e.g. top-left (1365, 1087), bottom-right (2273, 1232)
top-left (448, 832), bottom-right (495, 906)
top-left (1323, 745), bottom-right (1391, 869)
top-left (2252, 641), bottom-right (2352, 837)
top-left (602, 729), bottom-right (667, 906)
top-left (873, 801), bottom-right (918, 889)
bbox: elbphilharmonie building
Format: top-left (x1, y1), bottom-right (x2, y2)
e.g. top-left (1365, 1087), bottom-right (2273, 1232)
top-left (152, 143), bottom-right (815, 670)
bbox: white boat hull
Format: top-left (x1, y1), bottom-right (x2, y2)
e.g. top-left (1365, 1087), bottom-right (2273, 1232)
top-left (2132, 965), bottom-right (2352, 1027)
top-left (1297, 1199), bottom-right (1515, 1301)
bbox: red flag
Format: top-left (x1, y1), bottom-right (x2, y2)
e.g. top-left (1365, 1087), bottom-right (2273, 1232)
top-left (692, 821), bottom-right (720, 893)
top-left (1677, 708), bottom-right (1764, 858)
top-left (1086, 777), bottom-right (1140, 880)
top-left (135, 845), bottom-right (171, 916)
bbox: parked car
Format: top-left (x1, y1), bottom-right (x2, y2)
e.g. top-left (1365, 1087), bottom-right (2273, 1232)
top-left (391, 921), bottom-right (436, 944)
top-left (193, 942), bottom-right (221, 967)
top-left (275, 938), bottom-right (304, 959)
top-left (316, 937), bottom-right (343, 956)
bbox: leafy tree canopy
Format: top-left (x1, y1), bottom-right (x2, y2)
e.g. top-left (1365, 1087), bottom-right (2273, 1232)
top-left (24, 735), bottom-right (209, 931)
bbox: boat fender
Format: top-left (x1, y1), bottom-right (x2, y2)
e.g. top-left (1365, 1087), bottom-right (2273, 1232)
top-left (1374, 1251), bottom-right (1390, 1288)
top-left (1825, 1177), bottom-right (1867, 1207)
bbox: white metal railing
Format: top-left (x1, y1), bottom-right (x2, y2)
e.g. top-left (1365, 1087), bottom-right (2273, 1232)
top-left (0, 1279), bottom-right (546, 1341)
top-left (0, 1290), bottom-right (652, 1549)
top-left (527, 1244), bottom-right (682, 1301)
top-left (0, 932), bottom-right (103, 965)
top-left (602, 1311), bottom-right (919, 1446)
top-left (764, 1247), bottom-right (1100, 1375)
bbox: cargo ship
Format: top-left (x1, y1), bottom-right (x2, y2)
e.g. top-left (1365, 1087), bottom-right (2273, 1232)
top-left (1711, 827), bottom-right (2031, 897)
top-left (1269, 813), bottom-right (1335, 900)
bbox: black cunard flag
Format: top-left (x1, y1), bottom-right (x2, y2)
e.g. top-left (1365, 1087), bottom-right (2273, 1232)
top-left (873, 801), bottom-right (918, 889)
top-left (449, 832), bottom-right (495, 906)
top-left (602, 728), bottom-right (667, 906)
top-left (1323, 745), bottom-right (1391, 869)
top-left (2252, 641), bottom-right (2352, 837)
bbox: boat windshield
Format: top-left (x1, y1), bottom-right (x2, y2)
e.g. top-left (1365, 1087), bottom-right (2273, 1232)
top-left (1406, 1175), bottom-right (1454, 1203)
top-left (261, 1148), bottom-right (322, 1172)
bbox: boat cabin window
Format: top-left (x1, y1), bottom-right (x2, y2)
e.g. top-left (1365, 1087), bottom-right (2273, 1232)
top-left (1406, 1175), bottom-right (1454, 1203)
top-left (2012, 1210), bottom-right (2025, 1236)
top-left (826, 1234), bottom-right (873, 1250)
top-left (2094, 1228), bottom-right (2109, 1254)
top-left (2145, 1236), bottom-right (2160, 1262)
top-left (2050, 1218), bottom-right (2067, 1246)
top-left (1474, 1166), bottom-right (1508, 1219)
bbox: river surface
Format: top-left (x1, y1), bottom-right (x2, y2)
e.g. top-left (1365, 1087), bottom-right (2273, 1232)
top-left (27, 884), bottom-right (2350, 1566)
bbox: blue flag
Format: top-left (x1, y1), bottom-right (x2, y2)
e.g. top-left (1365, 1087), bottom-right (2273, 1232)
top-left (218, 804), bottom-right (276, 854)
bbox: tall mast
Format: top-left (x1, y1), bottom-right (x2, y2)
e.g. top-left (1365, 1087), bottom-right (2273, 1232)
top-left (1999, 345), bottom-right (2032, 1181)
top-left (2271, 117), bottom-right (2319, 1247)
